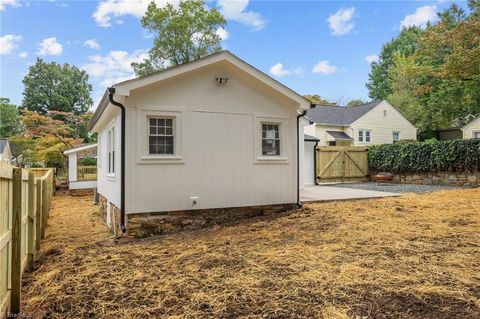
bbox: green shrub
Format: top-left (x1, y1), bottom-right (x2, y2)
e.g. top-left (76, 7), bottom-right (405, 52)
top-left (368, 139), bottom-right (480, 173)
top-left (80, 156), bottom-right (96, 166)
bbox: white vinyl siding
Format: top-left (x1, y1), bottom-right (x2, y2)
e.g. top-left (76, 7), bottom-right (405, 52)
top-left (349, 101), bottom-right (417, 145)
top-left (462, 117), bottom-right (480, 139)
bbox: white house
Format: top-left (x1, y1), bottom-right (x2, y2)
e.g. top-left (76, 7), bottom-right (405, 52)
top-left (0, 140), bottom-right (12, 164)
top-left (304, 100), bottom-right (417, 146)
top-left (461, 116), bottom-right (480, 139)
top-left (88, 51), bottom-right (310, 237)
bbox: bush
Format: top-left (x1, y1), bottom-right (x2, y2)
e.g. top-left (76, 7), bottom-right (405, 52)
top-left (80, 156), bottom-right (96, 166)
top-left (368, 139), bottom-right (480, 173)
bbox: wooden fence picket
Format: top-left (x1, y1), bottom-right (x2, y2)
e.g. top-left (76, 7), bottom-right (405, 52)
top-left (0, 162), bottom-right (53, 318)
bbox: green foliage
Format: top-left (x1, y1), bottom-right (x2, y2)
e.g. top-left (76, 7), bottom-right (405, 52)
top-left (303, 95), bottom-right (336, 105)
top-left (132, 0), bottom-right (226, 77)
top-left (0, 98), bottom-right (22, 138)
top-left (22, 58), bottom-right (93, 115)
top-left (80, 156), bottom-right (96, 166)
top-left (369, 3), bottom-right (480, 139)
top-left (366, 27), bottom-right (423, 100)
top-left (368, 139), bottom-right (480, 173)
top-left (347, 99), bottom-right (366, 107)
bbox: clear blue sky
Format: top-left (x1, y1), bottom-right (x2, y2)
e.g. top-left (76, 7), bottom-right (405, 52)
top-left (0, 0), bottom-right (464, 109)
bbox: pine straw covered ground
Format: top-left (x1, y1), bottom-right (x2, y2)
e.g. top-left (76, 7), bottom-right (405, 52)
top-left (22, 189), bottom-right (480, 319)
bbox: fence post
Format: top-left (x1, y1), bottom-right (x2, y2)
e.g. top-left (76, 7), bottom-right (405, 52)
top-left (26, 172), bottom-right (35, 272)
top-left (41, 179), bottom-right (48, 239)
top-left (10, 168), bottom-right (22, 315)
top-left (35, 179), bottom-right (42, 252)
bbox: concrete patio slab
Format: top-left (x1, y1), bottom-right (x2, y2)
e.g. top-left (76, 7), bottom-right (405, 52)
top-left (300, 185), bottom-right (400, 203)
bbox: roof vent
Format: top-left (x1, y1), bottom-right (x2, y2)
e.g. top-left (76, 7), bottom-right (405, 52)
top-left (215, 76), bottom-right (229, 84)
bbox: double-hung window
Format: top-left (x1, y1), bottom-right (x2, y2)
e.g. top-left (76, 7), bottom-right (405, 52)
top-left (358, 129), bottom-right (371, 143)
top-left (149, 117), bottom-right (174, 155)
top-left (393, 131), bottom-right (400, 143)
top-left (107, 127), bottom-right (115, 175)
top-left (262, 123), bottom-right (280, 156)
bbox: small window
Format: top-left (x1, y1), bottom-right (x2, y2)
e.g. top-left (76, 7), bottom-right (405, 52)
top-left (474, 131), bottom-right (480, 139)
top-left (262, 123), bottom-right (280, 156)
top-left (383, 110), bottom-right (387, 117)
top-left (359, 129), bottom-right (371, 143)
top-left (149, 117), bottom-right (174, 155)
top-left (393, 131), bottom-right (400, 143)
top-left (107, 127), bottom-right (115, 174)
top-left (328, 141), bottom-right (337, 146)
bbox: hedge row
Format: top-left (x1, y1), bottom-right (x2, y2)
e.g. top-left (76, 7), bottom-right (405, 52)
top-left (368, 139), bottom-right (480, 173)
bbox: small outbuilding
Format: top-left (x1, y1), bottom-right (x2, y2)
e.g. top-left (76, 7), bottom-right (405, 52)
top-left (87, 51), bottom-right (310, 237)
top-left (63, 144), bottom-right (98, 190)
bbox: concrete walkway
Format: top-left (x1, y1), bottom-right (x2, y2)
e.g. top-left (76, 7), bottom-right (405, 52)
top-left (300, 185), bottom-right (400, 203)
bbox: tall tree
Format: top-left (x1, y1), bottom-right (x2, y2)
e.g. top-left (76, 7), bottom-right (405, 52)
top-left (132, 0), bottom-right (226, 77)
top-left (22, 58), bottom-right (93, 115)
top-left (366, 27), bottom-right (424, 100)
top-left (0, 98), bottom-right (22, 138)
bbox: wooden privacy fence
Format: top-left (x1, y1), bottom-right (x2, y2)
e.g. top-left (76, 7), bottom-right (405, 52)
top-left (0, 162), bottom-right (53, 317)
top-left (316, 146), bottom-right (368, 183)
top-left (77, 166), bottom-right (97, 181)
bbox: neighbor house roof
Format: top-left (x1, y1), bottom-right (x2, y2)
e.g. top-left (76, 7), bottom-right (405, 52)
top-left (63, 143), bottom-right (98, 155)
top-left (0, 140), bottom-right (9, 153)
top-left (462, 115), bottom-right (480, 130)
top-left (306, 101), bottom-right (382, 126)
top-left (88, 50), bottom-right (311, 131)
top-left (326, 131), bottom-right (353, 140)
top-left (304, 134), bottom-right (319, 142)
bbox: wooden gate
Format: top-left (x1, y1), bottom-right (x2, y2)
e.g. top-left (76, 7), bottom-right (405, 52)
top-left (316, 147), bottom-right (368, 183)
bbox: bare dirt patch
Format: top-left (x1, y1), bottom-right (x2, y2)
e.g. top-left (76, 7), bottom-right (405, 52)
top-left (22, 190), bottom-right (480, 318)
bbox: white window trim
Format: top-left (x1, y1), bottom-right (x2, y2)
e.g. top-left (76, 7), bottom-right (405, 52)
top-left (473, 130), bottom-right (480, 139)
top-left (254, 115), bottom-right (288, 164)
top-left (136, 109), bottom-right (184, 164)
top-left (393, 131), bottom-right (401, 143)
top-left (106, 125), bottom-right (116, 180)
top-left (358, 129), bottom-right (372, 144)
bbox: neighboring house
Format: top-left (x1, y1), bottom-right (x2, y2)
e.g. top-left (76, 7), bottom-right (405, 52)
top-left (304, 100), bottom-right (417, 146)
top-left (88, 51), bottom-right (310, 237)
top-left (0, 140), bottom-right (12, 164)
top-left (461, 116), bottom-right (480, 139)
top-left (435, 116), bottom-right (480, 141)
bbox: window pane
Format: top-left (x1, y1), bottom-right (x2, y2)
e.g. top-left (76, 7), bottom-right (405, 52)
top-left (261, 124), bottom-right (280, 156)
top-left (149, 136), bottom-right (174, 154)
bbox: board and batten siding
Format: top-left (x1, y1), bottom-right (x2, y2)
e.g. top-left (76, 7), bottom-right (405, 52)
top-left (96, 109), bottom-right (122, 210)
top-left (121, 61), bottom-right (298, 214)
top-left (349, 101), bottom-right (417, 146)
top-left (462, 117), bottom-right (480, 139)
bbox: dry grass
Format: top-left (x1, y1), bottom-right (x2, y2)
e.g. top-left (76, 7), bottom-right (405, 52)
top-left (22, 189), bottom-right (480, 318)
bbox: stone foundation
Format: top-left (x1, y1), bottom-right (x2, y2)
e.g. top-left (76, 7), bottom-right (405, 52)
top-left (127, 203), bottom-right (297, 238)
top-left (370, 171), bottom-right (480, 187)
top-left (97, 194), bottom-right (295, 238)
top-left (69, 188), bottom-right (94, 196)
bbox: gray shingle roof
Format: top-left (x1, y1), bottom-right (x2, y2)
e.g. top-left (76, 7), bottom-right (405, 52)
top-left (304, 134), bottom-right (319, 141)
top-left (306, 101), bottom-right (382, 126)
top-left (326, 131), bottom-right (353, 140)
top-left (0, 140), bottom-right (8, 153)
